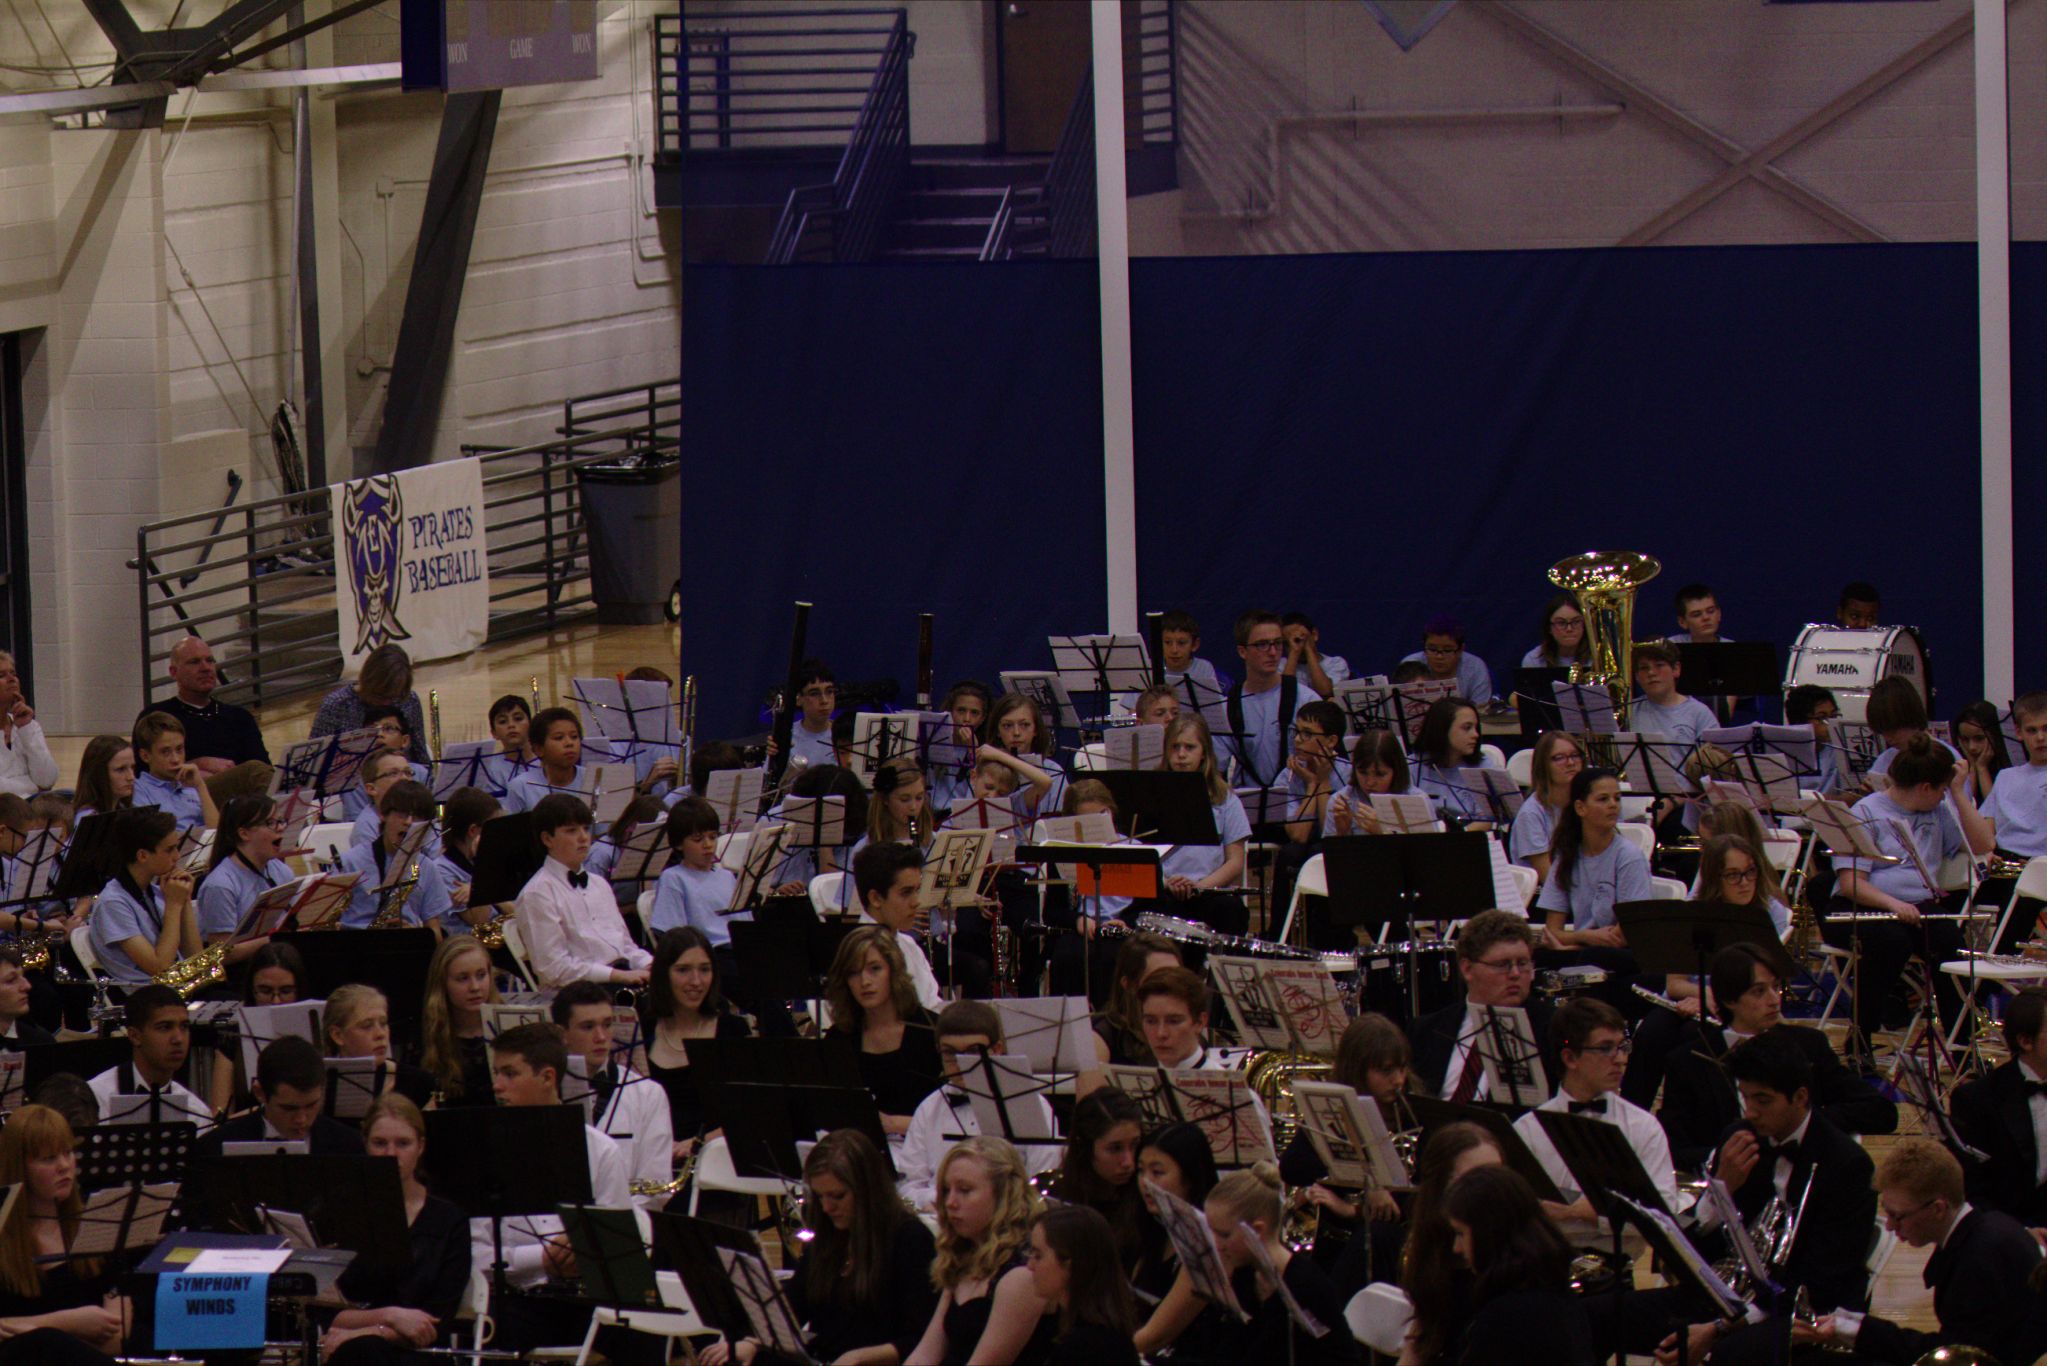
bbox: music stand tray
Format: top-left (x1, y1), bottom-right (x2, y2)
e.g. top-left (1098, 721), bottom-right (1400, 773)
top-left (1087, 771), bottom-right (1220, 846)
top-left (1674, 642), bottom-right (1780, 699)
top-left (1613, 899), bottom-right (1793, 988)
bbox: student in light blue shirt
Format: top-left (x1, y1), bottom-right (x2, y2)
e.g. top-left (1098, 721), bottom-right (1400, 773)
top-left (927, 681), bottom-right (992, 816)
top-left (501, 705), bottom-right (589, 815)
top-left (1149, 714), bottom-right (1251, 937)
top-left (780, 660), bottom-right (839, 775)
top-left (430, 786), bottom-right (500, 936)
top-left (1323, 730), bottom-right (1426, 837)
top-left (1509, 731), bottom-right (1586, 884)
top-left (1981, 691), bottom-right (2047, 858)
top-left (1625, 642), bottom-right (1719, 746)
top-left (130, 712), bottom-right (217, 835)
top-left (1535, 770), bottom-right (1651, 944)
top-left (1520, 592), bottom-right (1591, 672)
top-left (1402, 614), bottom-right (1493, 708)
top-left (1279, 611), bottom-right (1350, 700)
top-left (986, 692), bottom-right (1066, 819)
top-left (1282, 700), bottom-right (1350, 844)
top-left (1785, 685), bottom-right (1848, 794)
top-left (195, 794), bottom-right (296, 943)
top-left (341, 706), bottom-right (431, 820)
top-left (348, 750), bottom-right (418, 845)
top-left (1411, 697), bottom-right (1507, 827)
top-left (1667, 583), bottom-right (1729, 647)
top-left (89, 808), bottom-right (200, 987)
top-left (649, 797), bottom-right (740, 943)
top-left (1215, 610), bottom-right (1297, 798)
top-left (1826, 734), bottom-right (1992, 1027)
top-left (336, 781), bottom-right (454, 931)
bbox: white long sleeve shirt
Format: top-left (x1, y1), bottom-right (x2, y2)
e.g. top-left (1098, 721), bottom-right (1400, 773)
top-left (470, 1122), bottom-right (631, 1288)
top-left (0, 720), bottom-right (58, 797)
top-left (514, 858), bottom-right (651, 988)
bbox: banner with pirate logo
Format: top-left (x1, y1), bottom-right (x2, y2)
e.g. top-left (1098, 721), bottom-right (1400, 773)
top-left (332, 458), bottom-right (490, 671)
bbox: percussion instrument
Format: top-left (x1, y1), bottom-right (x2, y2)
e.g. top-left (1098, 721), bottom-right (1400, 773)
top-left (1782, 624), bottom-right (1929, 723)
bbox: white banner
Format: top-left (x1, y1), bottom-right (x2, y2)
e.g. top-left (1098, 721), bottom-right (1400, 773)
top-left (331, 457), bottom-right (489, 671)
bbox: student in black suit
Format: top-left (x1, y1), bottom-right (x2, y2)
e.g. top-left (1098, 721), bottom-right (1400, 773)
top-left (1658, 1034), bottom-right (1876, 1366)
top-left (1790, 1139), bottom-right (2039, 1363)
top-left (1656, 944), bottom-right (1894, 1171)
top-left (1441, 1165), bottom-right (1595, 1366)
top-left (1950, 986), bottom-right (2047, 1226)
top-left (1409, 910), bottom-right (1556, 1106)
top-left (0, 948), bottom-right (53, 1049)
top-left (191, 1036), bottom-right (366, 1161)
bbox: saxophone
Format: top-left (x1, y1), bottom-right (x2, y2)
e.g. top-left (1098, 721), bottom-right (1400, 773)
top-left (475, 905), bottom-right (513, 950)
top-left (154, 942), bottom-right (231, 999)
top-left (372, 862), bottom-right (422, 929)
top-left (630, 1130), bottom-right (707, 1200)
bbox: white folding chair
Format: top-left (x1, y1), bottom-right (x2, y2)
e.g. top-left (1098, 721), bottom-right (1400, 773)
top-left (1647, 876), bottom-right (1687, 901)
top-left (1071, 742), bottom-right (1109, 773)
top-left (573, 1270), bottom-right (708, 1364)
top-left (1507, 863), bottom-right (1539, 913)
top-left (635, 888), bottom-right (657, 945)
top-left (499, 918), bottom-right (541, 991)
top-left (1506, 748), bottom-right (1534, 790)
top-left (686, 1135), bottom-right (796, 1217)
top-left (1615, 823), bottom-right (1656, 859)
top-left (1345, 1283), bottom-right (1414, 1357)
top-left (1277, 853), bottom-right (1325, 946)
top-left (69, 923), bottom-right (105, 985)
top-left (809, 871), bottom-right (849, 916)
top-left (714, 829), bottom-right (753, 870)
top-left (1479, 743), bottom-right (1507, 770)
top-left (1760, 831), bottom-right (1802, 873)
top-left (300, 820), bottom-right (356, 868)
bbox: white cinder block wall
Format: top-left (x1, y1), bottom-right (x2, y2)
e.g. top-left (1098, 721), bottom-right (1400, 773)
top-left (0, 0), bottom-right (681, 731)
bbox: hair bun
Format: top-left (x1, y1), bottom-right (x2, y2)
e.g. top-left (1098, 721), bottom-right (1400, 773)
top-left (1250, 1160), bottom-right (1282, 1189)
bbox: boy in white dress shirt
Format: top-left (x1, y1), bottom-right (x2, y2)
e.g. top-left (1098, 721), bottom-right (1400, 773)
top-left (513, 794), bottom-right (651, 990)
top-left (552, 980), bottom-right (674, 1200)
top-left (1513, 997), bottom-right (1676, 1245)
top-left (897, 1000), bottom-right (1059, 1209)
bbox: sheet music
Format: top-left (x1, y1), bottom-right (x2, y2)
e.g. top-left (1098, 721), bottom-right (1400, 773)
top-left (3, 829), bottom-right (61, 903)
top-left (482, 1002), bottom-right (549, 1039)
top-left (988, 997), bottom-right (1096, 1076)
top-left (1613, 1193), bottom-right (1746, 1321)
top-left (1030, 812), bottom-right (1118, 846)
top-left (236, 1000), bottom-right (327, 1085)
top-left (918, 829), bottom-right (995, 911)
top-left (727, 823), bottom-right (792, 912)
top-left (1799, 797), bottom-right (1890, 860)
top-left (1141, 1179), bottom-right (1249, 1322)
top-left (431, 740), bottom-right (499, 800)
top-left (1826, 720), bottom-right (1882, 779)
top-left (716, 1245), bottom-right (810, 1358)
top-left (703, 767), bottom-right (765, 834)
top-left (779, 796), bottom-right (847, 850)
top-left (1552, 682), bottom-right (1619, 736)
top-left (609, 824), bottom-right (674, 884)
top-left (1885, 816), bottom-right (1943, 900)
top-left (1367, 792), bottom-right (1439, 835)
top-left (1048, 634), bottom-right (1154, 696)
top-left (1103, 723), bottom-right (1165, 771)
top-left (954, 1052), bottom-right (1059, 1146)
top-left (1470, 1005), bottom-right (1549, 1110)
top-left (0, 1053), bottom-right (24, 1117)
top-left (70, 1182), bottom-right (178, 1256)
top-left (1169, 1071), bottom-right (1277, 1168)
top-left (1617, 732), bottom-right (1697, 797)
top-left (1331, 681), bottom-right (1399, 735)
top-left (1236, 1216), bottom-right (1328, 1337)
top-left (997, 671), bottom-right (1080, 731)
top-left (1486, 837), bottom-right (1525, 912)
top-left (322, 1057), bottom-right (398, 1121)
top-left (583, 763), bottom-right (640, 826)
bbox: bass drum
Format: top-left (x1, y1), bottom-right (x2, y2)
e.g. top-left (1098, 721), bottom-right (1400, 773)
top-left (1782, 624), bottom-right (1930, 723)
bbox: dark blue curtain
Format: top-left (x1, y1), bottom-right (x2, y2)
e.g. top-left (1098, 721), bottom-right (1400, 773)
top-left (1130, 245), bottom-right (1990, 711)
top-left (681, 262), bottom-right (1107, 735)
top-left (2013, 241), bottom-right (2047, 697)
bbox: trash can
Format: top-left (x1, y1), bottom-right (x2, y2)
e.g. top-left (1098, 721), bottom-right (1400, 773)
top-left (575, 457), bottom-right (681, 625)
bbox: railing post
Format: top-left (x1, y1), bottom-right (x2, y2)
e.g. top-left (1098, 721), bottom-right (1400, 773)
top-left (135, 526), bottom-right (153, 706)
top-left (543, 444), bottom-right (558, 626)
top-left (245, 505), bottom-right (264, 708)
top-left (714, 34), bottom-right (732, 150)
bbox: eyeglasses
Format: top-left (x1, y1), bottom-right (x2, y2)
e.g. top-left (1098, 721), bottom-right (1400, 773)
top-left (1472, 955), bottom-right (1534, 975)
top-left (1881, 1197), bottom-right (1936, 1227)
top-left (1244, 639), bottom-right (1285, 653)
top-left (1548, 616), bottom-right (1584, 629)
top-left (1291, 726), bottom-right (1328, 741)
top-left (1423, 645), bottom-right (1460, 657)
top-left (1576, 1039), bottom-right (1634, 1058)
top-left (1723, 866), bottom-right (1759, 883)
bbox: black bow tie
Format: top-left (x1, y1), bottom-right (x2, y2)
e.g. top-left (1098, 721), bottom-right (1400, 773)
top-left (1568, 1099), bottom-right (1607, 1116)
top-left (1762, 1137), bottom-right (1802, 1165)
top-left (566, 870), bottom-right (589, 890)
top-left (2024, 1079), bottom-right (2047, 1099)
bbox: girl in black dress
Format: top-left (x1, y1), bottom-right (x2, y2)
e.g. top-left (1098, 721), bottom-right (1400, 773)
top-left (413, 936), bottom-right (498, 1106)
top-left (1026, 1205), bottom-right (1139, 1366)
top-left (906, 1136), bottom-right (1053, 1366)
top-left (1131, 1122), bottom-right (1218, 1317)
top-left (702, 1128), bottom-right (936, 1366)
top-left (1199, 1163), bottom-right (1358, 1366)
top-left (1278, 1012), bottom-right (1413, 1294)
top-left (322, 1093), bottom-right (473, 1364)
top-left (823, 925), bottom-right (940, 1135)
top-left (323, 983), bottom-right (437, 1109)
top-left (1401, 1121), bottom-right (1505, 1366)
top-left (644, 927), bottom-right (751, 1165)
top-left (0, 1105), bottom-right (121, 1364)
top-left (1440, 1166), bottom-right (1594, 1366)
top-left (1047, 1090), bottom-right (1147, 1274)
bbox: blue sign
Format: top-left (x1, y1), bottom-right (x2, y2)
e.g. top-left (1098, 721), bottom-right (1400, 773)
top-left (155, 1272), bottom-right (268, 1349)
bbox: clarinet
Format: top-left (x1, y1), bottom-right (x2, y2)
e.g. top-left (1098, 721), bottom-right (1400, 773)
top-left (765, 601), bottom-right (811, 789)
top-left (916, 613), bottom-right (935, 711)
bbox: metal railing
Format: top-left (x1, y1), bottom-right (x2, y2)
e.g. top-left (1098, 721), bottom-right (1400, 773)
top-left (1136, 0), bottom-right (1178, 149)
top-left (654, 13), bottom-right (683, 160)
top-left (130, 383), bottom-right (681, 710)
top-left (1044, 69), bottom-right (1098, 259)
top-left (767, 9), bottom-right (911, 264)
top-left (679, 7), bottom-right (903, 156)
top-left (980, 185), bottom-right (1018, 262)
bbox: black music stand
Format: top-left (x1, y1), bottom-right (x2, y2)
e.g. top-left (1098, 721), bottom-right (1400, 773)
top-left (425, 1104), bottom-right (593, 1303)
top-left (1614, 900), bottom-right (1793, 1018)
top-left (729, 908), bottom-right (850, 1005)
top-left (652, 1213), bottom-right (816, 1364)
top-left (24, 1038), bottom-right (134, 1092)
top-left (78, 1122), bottom-right (198, 1188)
top-left (1514, 667), bottom-right (1572, 737)
top-left (469, 812), bottom-right (543, 906)
top-left (1088, 771), bottom-right (1218, 846)
top-left (274, 928), bottom-right (437, 1044)
top-left (1674, 643), bottom-right (1780, 704)
top-left (1404, 1094), bottom-right (1562, 1201)
top-left (183, 1152), bottom-right (411, 1279)
top-left (53, 809), bottom-right (154, 901)
top-left (559, 1204), bottom-right (663, 1310)
top-left (721, 1081), bottom-right (890, 1182)
top-left (1322, 832), bottom-right (1494, 1015)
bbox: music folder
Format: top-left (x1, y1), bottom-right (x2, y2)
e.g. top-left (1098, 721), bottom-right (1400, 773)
top-left (1016, 842), bottom-right (1163, 900)
top-left (1674, 642), bottom-right (1780, 700)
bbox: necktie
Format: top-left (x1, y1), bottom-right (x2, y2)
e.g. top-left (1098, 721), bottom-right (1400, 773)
top-left (592, 1068), bottom-right (616, 1111)
top-left (567, 870), bottom-right (589, 890)
top-left (1449, 1047), bottom-right (1483, 1104)
top-left (1568, 1098), bottom-right (1607, 1116)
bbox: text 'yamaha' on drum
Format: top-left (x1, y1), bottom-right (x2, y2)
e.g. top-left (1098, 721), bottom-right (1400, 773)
top-left (1782, 623), bottom-right (1929, 724)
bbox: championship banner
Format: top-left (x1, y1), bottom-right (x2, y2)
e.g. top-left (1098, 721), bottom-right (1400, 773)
top-left (332, 457), bottom-right (489, 671)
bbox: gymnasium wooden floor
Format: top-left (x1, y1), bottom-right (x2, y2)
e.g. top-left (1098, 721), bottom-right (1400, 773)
top-left (55, 620), bottom-right (1950, 1349)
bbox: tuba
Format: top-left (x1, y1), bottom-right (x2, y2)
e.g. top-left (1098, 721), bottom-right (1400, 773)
top-left (1548, 551), bottom-right (1662, 729)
